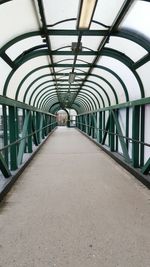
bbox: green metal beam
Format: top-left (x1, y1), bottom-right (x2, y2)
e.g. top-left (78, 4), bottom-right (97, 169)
top-left (15, 65), bottom-right (128, 104)
top-left (27, 111), bottom-right (33, 153)
top-left (3, 48), bottom-right (144, 100)
top-left (77, 96), bottom-right (150, 116)
top-left (25, 72), bottom-right (118, 106)
top-left (9, 106), bottom-right (18, 170)
top-left (0, 152), bottom-right (11, 178)
top-left (111, 110), bottom-right (131, 164)
top-left (0, 95), bottom-right (55, 116)
top-left (32, 113), bottom-right (39, 146)
top-left (0, 30), bottom-right (149, 57)
top-left (132, 106), bottom-right (140, 167)
top-left (39, 114), bottom-right (44, 142)
top-left (141, 158), bottom-right (150, 175)
top-left (133, 53), bottom-right (150, 69)
top-left (1, 52), bottom-right (16, 68)
top-left (101, 115), bottom-right (110, 145)
top-left (2, 105), bottom-right (8, 165)
top-left (109, 111), bottom-right (115, 151)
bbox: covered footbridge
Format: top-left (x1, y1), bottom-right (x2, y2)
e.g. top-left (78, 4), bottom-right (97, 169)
top-left (0, 0), bottom-right (150, 266)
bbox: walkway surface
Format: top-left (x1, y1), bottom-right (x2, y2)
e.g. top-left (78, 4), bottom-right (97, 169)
top-left (0, 127), bottom-right (150, 267)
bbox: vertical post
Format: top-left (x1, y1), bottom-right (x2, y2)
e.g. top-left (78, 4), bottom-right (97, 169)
top-left (93, 113), bottom-right (97, 139)
top-left (83, 115), bottom-right (86, 133)
top-left (49, 115), bottom-right (51, 132)
top-left (96, 112), bottom-right (99, 142)
top-left (86, 114), bottom-right (89, 135)
top-left (28, 111), bottom-right (32, 153)
top-left (42, 114), bottom-right (45, 138)
top-left (45, 115), bottom-right (49, 135)
top-left (67, 114), bottom-right (70, 127)
top-left (102, 111), bottom-right (105, 139)
top-left (89, 114), bottom-right (92, 136)
top-left (76, 116), bottom-right (79, 128)
top-left (85, 114), bottom-right (88, 134)
top-left (140, 105), bottom-right (145, 167)
top-left (115, 110), bottom-right (118, 152)
top-left (32, 111), bottom-right (38, 146)
top-left (9, 106), bottom-right (18, 170)
top-left (2, 105), bottom-right (8, 165)
top-left (23, 109), bottom-right (27, 152)
top-left (80, 116), bottom-right (83, 131)
top-left (36, 112), bottom-right (40, 144)
top-left (109, 111), bottom-right (115, 151)
top-left (99, 111), bottom-right (102, 143)
top-left (91, 113), bottom-right (95, 138)
top-left (132, 105), bottom-right (140, 168)
top-left (126, 107), bottom-right (129, 149)
top-left (82, 115), bottom-right (84, 132)
top-left (15, 108), bottom-right (19, 152)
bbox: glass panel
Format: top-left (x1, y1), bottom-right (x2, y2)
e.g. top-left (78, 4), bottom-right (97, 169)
top-left (25, 81), bottom-right (55, 104)
top-left (81, 87), bottom-right (104, 108)
top-left (137, 61), bottom-right (150, 98)
top-left (106, 37), bottom-right (147, 62)
top-left (0, 58), bottom-right (11, 95)
top-left (17, 67), bottom-right (51, 100)
top-left (77, 55), bottom-right (96, 63)
top-left (92, 67), bottom-right (127, 104)
top-left (0, 0), bottom-right (39, 47)
top-left (120, 1), bottom-right (150, 38)
top-left (20, 76), bottom-right (54, 103)
top-left (87, 76), bottom-right (117, 105)
top-left (82, 36), bottom-right (103, 51)
top-left (84, 80), bottom-right (109, 107)
top-left (54, 66), bottom-right (89, 72)
top-left (33, 88), bottom-right (57, 107)
top-left (50, 36), bottom-right (77, 51)
top-left (6, 36), bottom-right (43, 60)
top-left (53, 56), bottom-right (74, 64)
top-left (93, 0), bottom-right (125, 26)
top-left (43, 0), bottom-right (78, 27)
top-left (97, 56), bottom-right (141, 101)
top-left (6, 56), bottom-right (50, 99)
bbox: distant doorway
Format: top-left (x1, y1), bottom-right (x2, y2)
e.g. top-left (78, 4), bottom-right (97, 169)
top-left (56, 110), bottom-right (68, 126)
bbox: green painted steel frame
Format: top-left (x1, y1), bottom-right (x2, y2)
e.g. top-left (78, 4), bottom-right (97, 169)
top-left (0, 96), bottom-right (56, 178)
top-left (77, 96), bottom-right (150, 180)
top-left (0, 26), bottom-right (149, 111)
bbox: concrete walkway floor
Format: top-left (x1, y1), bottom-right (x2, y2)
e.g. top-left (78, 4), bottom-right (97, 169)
top-left (0, 127), bottom-right (150, 267)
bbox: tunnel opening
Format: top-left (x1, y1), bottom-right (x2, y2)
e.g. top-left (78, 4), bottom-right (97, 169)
top-left (56, 110), bottom-right (68, 126)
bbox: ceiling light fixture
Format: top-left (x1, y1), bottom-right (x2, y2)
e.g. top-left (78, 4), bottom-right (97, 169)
top-left (69, 72), bottom-right (76, 83)
top-left (72, 42), bottom-right (82, 52)
top-left (76, 0), bottom-right (98, 30)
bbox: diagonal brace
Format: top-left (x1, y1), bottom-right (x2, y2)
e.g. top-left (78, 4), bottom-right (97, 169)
top-left (111, 110), bottom-right (131, 164)
top-left (0, 152), bottom-right (11, 178)
top-left (141, 157), bottom-right (150, 175)
top-left (101, 114), bottom-right (110, 145)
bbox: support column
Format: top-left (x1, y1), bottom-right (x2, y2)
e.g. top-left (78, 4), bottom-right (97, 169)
top-left (2, 105), bottom-right (8, 165)
top-left (9, 106), bottom-right (18, 170)
top-left (132, 106), bottom-right (140, 168)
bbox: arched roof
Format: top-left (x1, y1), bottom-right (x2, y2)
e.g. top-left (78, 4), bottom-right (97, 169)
top-left (0, 0), bottom-right (150, 114)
